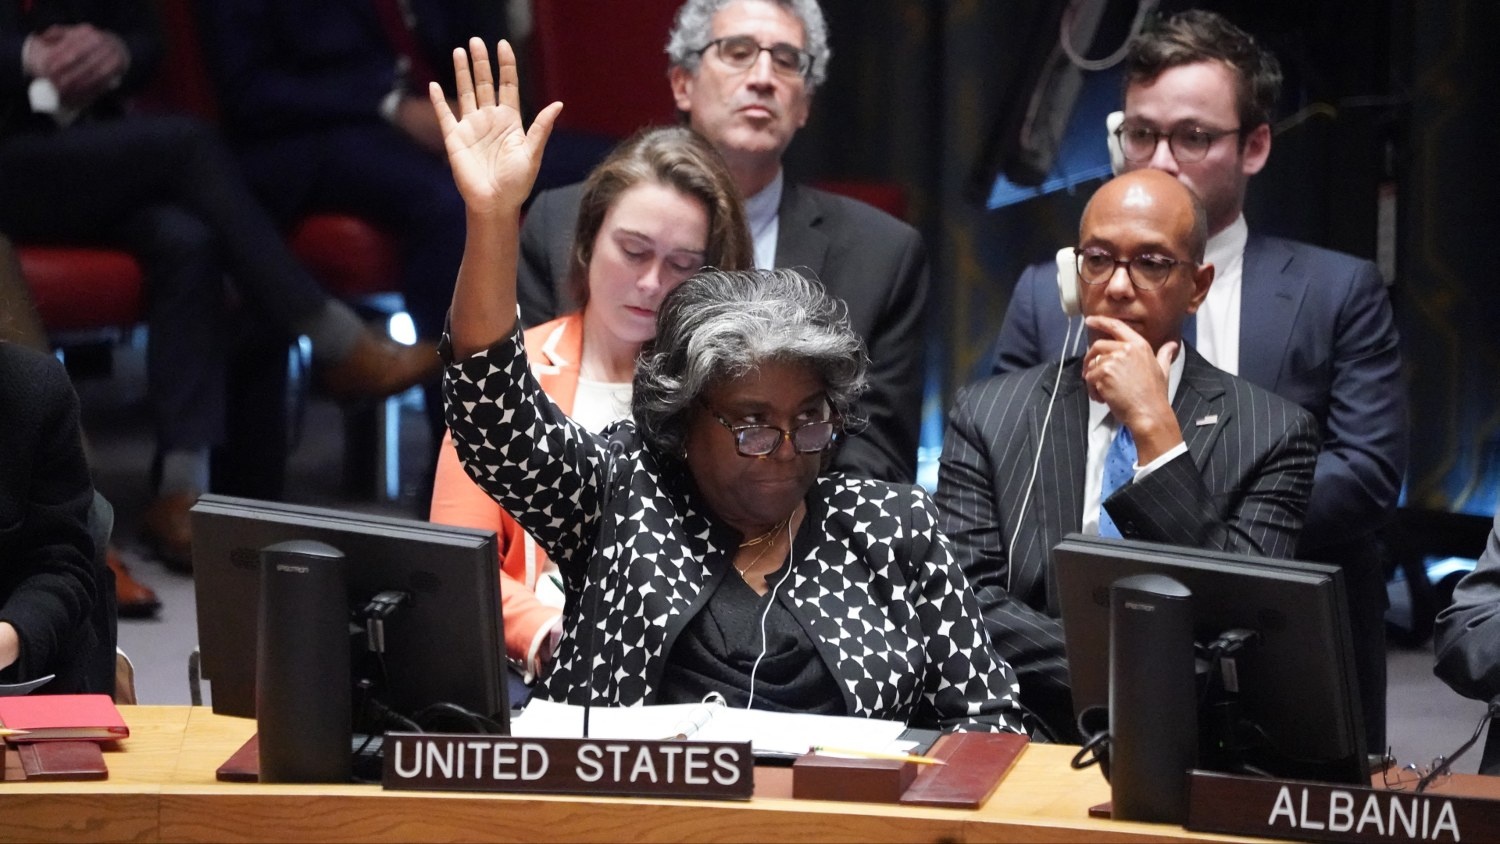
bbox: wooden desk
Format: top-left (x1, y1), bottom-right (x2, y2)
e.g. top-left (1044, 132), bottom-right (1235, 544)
top-left (0, 707), bottom-right (1264, 843)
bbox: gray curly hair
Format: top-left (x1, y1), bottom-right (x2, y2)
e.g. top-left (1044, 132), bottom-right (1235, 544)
top-left (633, 268), bottom-right (867, 459)
top-left (665, 0), bottom-right (831, 91)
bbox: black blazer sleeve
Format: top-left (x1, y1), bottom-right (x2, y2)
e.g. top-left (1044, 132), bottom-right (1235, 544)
top-left (832, 222), bottom-right (926, 484)
top-left (516, 182), bottom-right (584, 328)
top-left (0, 345), bottom-right (98, 687)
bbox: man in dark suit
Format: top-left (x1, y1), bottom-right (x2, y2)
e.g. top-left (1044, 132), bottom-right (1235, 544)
top-left (984, 9), bottom-right (1404, 750)
top-left (515, 0), bottom-right (927, 483)
top-left (195, 1), bottom-right (501, 441)
top-left (937, 169), bottom-right (1319, 740)
top-left (0, 1), bottom-right (439, 573)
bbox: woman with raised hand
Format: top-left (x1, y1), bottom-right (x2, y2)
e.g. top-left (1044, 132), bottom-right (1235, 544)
top-left (429, 124), bottom-right (751, 686)
top-left (432, 40), bottom-right (1022, 731)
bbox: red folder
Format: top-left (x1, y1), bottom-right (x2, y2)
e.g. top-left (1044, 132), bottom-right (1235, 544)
top-left (0, 694), bottom-right (129, 741)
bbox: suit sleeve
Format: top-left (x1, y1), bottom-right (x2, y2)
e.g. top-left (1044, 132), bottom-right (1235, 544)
top-left (0, 360), bottom-right (96, 684)
top-left (990, 262), bottom-right (1053, 375)
top-left (1434, 509), bottom-right (1500, 701)
top-left (443, 327), bottom-right (612, 579)
top-left (1300, 261), bottom-right (1407, 551)
top-left (1107, 404), bottom-right (1319, 559)
top-left (934, 384), bottom-right (1071, 712)
top-left (906, 488), bottom-right (1025, 734)
top-left (429, 431), bottom-right (561, 668)
top-left (516, 188), bottom-right (564, 328)
top-left (832, 227), bottom-right (926, 484)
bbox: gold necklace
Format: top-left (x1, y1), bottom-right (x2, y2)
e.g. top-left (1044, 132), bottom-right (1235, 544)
top-left (734, 508), bottom-right (798, 578)
top-left (738, 515), bottom-right (791, 548)
top-left (735, 535), bottom-right (778, 578)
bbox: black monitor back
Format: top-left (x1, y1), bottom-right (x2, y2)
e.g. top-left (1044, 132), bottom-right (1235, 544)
top-left (190, 494), bottom-right (507, 724)
top-left (1054, 534), bottom-right (1367, 783)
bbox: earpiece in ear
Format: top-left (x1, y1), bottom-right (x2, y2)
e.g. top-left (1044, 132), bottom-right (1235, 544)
top-left (1105, 111), bottom-right (1126, 176)
top-left (1056, 246), bottom-right (1082, 318)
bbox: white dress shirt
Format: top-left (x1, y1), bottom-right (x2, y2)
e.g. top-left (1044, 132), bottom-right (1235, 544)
top-left (1191, 215), bottom-right (1249, 375)
top-left (745, 169), bottom-right (784, 270)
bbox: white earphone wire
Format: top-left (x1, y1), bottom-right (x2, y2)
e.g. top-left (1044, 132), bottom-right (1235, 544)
top-left (1006, 317), bottom-right (1085, 592)
top-left (744, 519), bottom-right (794, 711)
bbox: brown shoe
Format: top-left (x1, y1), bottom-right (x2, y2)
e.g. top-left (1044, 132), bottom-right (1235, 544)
top-left (318, 328), bottom-right (440, 400)
top-left (142, 491), bottom-right (197, 574)
top-left (107, 546), bottom-right (161, 619)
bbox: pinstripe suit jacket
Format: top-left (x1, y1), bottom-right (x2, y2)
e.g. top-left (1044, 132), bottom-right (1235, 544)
top-left (935, 345), bottom-right (1318, 736)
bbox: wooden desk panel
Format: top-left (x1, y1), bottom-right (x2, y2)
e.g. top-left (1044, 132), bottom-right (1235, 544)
top-left (0, 707), bottom-right (1263, 843)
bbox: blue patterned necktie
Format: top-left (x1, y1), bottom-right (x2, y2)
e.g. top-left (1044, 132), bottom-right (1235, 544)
top-left (1097, 424), bottom-right (1136, 539)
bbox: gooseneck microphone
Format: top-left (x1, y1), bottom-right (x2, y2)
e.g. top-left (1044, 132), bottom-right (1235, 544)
top-left (579, 438), bottom-right (627, 738)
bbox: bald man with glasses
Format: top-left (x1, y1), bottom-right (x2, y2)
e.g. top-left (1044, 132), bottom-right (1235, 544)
top-left (937, 169), bottom-right (1319, 741)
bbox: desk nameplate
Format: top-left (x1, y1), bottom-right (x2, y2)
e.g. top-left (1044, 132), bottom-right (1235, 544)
top-left (381, 733), bottom-right (754, 800)
top-left (1187, 770), bottom-right (1498, 842)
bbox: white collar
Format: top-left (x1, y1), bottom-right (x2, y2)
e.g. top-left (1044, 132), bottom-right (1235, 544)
top-left (744, 169), bottom-right (784, 236)
top-left (1203, 214), bottom-right (1249, 274)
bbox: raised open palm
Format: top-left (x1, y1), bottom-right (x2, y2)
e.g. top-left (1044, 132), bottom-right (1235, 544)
top-left (429, 38), bottom-right (562, 217)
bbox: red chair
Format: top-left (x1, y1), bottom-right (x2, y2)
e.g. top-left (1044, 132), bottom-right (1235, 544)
top-left (18, 247), bottom-right (145, 335)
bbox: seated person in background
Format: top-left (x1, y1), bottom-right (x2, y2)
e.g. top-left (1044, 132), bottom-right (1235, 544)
top-left (0, 235), bottom-right (159, 617)
top-left (435, 40), bottom-right (1023, 731)
top-left (517, 0), bottom-right (929, 484)
top-left (936, 169), bottom-right (1317, 740)
top-left (430, 124), bottom-right (753, 685)
top-left (0, 0), bottom-right (440, 570)
top-left (0, 339), bottom-right (111, 694)
top-left (1433, 505), bottom-right (1500, 774)
top-left (196, 0), bottom-right (501, 447)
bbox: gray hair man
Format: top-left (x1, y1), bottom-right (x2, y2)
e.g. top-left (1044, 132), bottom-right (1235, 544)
top-left (516, 0), bottom-right (930, 485)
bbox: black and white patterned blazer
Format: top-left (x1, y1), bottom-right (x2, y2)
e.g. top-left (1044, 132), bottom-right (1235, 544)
top-left (443, 328), bottom-right (1024, 733)
top-left (935, 345), bottom-right (1317, 735)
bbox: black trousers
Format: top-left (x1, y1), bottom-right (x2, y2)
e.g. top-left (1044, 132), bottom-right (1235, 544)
top-left (0, 115), bottom-right (334, 451)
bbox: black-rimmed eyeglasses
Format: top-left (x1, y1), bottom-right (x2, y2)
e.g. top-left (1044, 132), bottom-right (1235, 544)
top-left (712, 411), bottom-right (837, 457)
top-left (1114, 123), bottom-right (1242, 164)
top-left (696, 35), bottom-right (812, 78)
top-left (1075, 246), bottom-right (1188, 291)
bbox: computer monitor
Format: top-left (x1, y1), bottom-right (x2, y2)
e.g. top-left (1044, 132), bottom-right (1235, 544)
top-left (190, 494), bottom-right (508, 729)
top-left (1053, 533), bottom-right (1368, 784)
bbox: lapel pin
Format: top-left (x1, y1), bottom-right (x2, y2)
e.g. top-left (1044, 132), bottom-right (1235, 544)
top-left (1195, 414), bottom-right (1219, 427)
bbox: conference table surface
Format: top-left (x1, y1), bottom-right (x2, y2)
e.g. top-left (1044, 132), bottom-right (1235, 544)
top-left (0, 706), bottom-right (1273, 843)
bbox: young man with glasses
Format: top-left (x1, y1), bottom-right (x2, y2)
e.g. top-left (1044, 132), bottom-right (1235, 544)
top-left (984, 9), bottom-right (1405, 751)
top-left (937, 169), bottom-right (1318, 741)
top-left (515, 0), bottom-right (929, 486)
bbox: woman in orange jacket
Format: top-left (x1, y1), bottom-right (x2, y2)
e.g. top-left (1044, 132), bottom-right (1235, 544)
top-left (429, 125), bottom-right (752, 684)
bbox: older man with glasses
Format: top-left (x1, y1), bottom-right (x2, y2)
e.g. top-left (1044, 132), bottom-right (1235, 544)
top-left (983, 8), bottom-right (1405, 753)
top-left (515, 0), bottom-right (929, 486)
top-left (936, 169), bottom-right (1319, 742)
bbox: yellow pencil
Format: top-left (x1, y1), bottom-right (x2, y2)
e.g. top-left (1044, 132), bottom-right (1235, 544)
top-left (0, 728), bottom-right (30, 738)
top-left (811, 745), bottom-right (946, 766)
